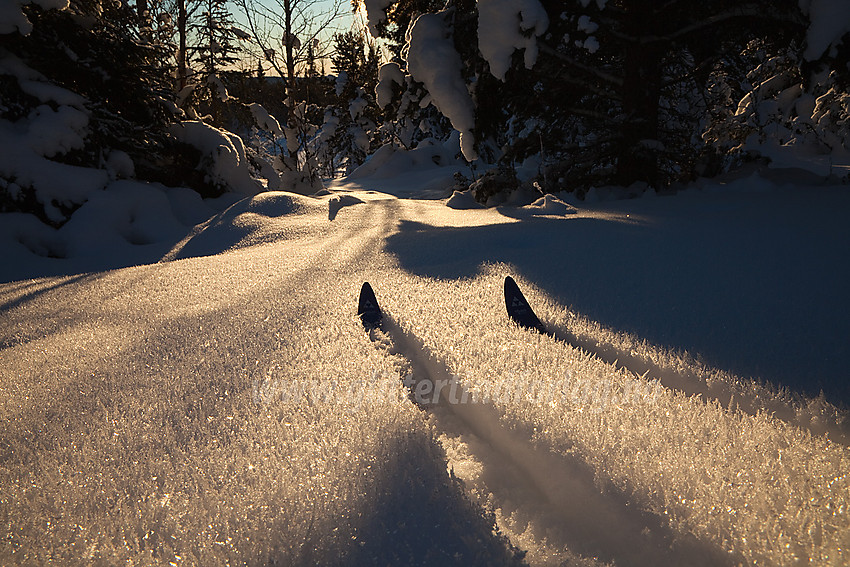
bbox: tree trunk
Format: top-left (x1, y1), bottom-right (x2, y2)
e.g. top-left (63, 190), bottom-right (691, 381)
top-left (177, 0), bottom-right (188, 90)
top-left (284, 0), bottom-right (295, 92)
top-left (617, 0), bottom-right (663, 187)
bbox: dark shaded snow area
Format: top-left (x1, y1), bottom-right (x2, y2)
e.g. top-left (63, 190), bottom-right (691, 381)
top-left (1, 166), bottom-right (849, 565)
top-left (385, 181), bottom-right (850, 403)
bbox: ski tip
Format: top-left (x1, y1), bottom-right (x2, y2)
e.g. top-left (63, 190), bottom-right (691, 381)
top-left (504, 275), bottom-right (545, 334)
top-left (358, 282), bottom-right (382, 329)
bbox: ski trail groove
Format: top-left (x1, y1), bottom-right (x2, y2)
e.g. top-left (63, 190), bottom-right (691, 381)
top-left (370, 312), bottom-right (736, 567)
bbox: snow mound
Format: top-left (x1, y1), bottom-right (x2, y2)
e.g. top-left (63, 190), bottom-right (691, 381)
top-left (446, 190), bottom-right (483, 210)
top-left (59, 181), bottom-right (191, 257)
top-left (525, 194), bottom-right (577, 215)
top-left (0, 181), bottom-right (234, 283)
top-left (334, 140), bottom-right (468, 199)
top-left (163, 191), bottom-right (323, 261)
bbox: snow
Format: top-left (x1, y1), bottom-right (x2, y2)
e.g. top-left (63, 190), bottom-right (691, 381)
top-left (446, 189), bottom-right (483, 209)
top-left (247, 103), bottom-right (283, 137)
top-left (2, 153), bottom-right (850, 565)
top-left (339, 138), bottom-right (467, 198)
top-left (0, 0), bottom-right (68, 35)
top-left (477, 0), bottom-right (549, 81)
top-left (0, 180), bottom-right (236, 281)
top-left (362, 0), bottom-right (395, 36)
top-left (576, 14), bottom-right (597, 34)
top-left (799, 0), bottom-right (850, 61)
top-left (0, 50), bottom-right (111, 221)
top-left (405, 11), bottom-right (478, 161)
top-left (375, 62), bottom-right (404, 109)
top-left (0, 110), bottom-right (109, 222)
top-left (169, 120), bottom-right (262, 195)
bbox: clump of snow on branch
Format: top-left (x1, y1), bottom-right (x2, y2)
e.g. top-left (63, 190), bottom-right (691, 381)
top-left (248, 103), bottom-right (283, 137)
top-left (405, 11), bottom-right (477, 161)
top-left (363, 0), bottom-right (396, 36)
top-left (335, 70), bottom-right (347, 96)
top-left (375, 62), bottom-right (405, 109)
top-left (578, 0), bottom-right (607, 8)
top-left (0, 0), bottom-right (68, 35)
top-left (170, 121), bottom-right (262, 195)
top-left (477, 0), bottom-right (549, 81)
top-left (799, 0), bottom-right (850, 60)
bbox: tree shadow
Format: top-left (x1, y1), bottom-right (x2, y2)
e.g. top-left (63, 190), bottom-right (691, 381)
top-left (368, 313), bottom-right (738, 567)
top-left (0, 273), bottom-right (105, 350)
top-left (384, 214), bottom-right (850, 404)
top-left (340, 431), bottom-right (526, 567)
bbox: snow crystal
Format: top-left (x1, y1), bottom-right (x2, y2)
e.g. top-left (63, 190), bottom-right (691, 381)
top-left (477, 0), bottom-right (549, 82)
top-left (406, 12), bottom-right (478, 161)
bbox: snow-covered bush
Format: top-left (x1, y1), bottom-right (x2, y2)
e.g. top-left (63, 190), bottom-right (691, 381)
top-left (169, 121), bottom-right (263, 195)
top-left (0, 0), bottom-right (179, 223)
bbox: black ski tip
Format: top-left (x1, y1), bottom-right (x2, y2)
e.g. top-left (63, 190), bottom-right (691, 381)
top-left (358, 282), bottom-right (383, 329)
top-left (504, 276), bottom-right (545, 334)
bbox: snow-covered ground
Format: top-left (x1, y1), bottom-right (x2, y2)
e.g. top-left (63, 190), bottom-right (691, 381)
top-left (1, 159), bottom-right (849, 565)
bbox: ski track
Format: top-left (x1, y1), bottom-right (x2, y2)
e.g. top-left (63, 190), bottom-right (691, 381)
top-left (370, 313), bottom-right (737, 567)
top-left (3, 192), bottom-right (849, 564)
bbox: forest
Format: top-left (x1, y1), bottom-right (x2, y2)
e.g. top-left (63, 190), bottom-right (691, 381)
top-left (2, 0), bottom-right (849, 224)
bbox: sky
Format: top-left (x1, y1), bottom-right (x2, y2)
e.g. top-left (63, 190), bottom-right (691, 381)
top-left (228, 0), bottom-right (358, 75)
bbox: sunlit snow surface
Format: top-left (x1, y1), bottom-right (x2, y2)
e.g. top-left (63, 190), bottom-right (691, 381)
top-left (1, 171), bottom-right (850, 565)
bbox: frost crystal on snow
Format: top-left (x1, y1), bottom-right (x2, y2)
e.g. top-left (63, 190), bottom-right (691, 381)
top-left (477, 0), bottom-right (549, 82)
top-left (406, 11), bottom-right (478, 161)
